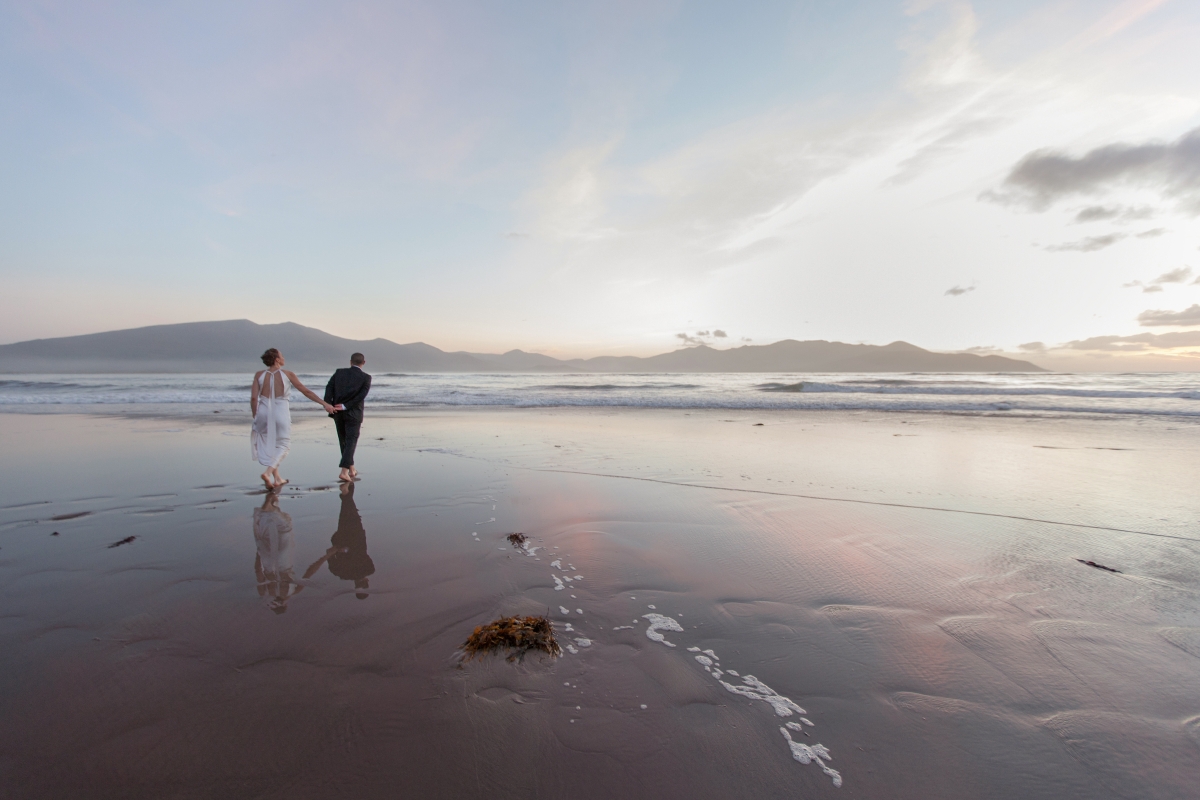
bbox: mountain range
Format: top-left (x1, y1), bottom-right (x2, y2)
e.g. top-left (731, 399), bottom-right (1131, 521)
top-left (0, 320), bottom-right (1046, 373)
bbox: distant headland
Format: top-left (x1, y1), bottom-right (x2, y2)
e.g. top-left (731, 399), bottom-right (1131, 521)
top-left (0, 320), bottom-right (1046, 373)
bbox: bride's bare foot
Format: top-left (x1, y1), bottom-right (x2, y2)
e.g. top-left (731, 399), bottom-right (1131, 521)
top-left (261, 472), bottom-right (275, 489)
top-left (276, 478), bottom-right (290, 488)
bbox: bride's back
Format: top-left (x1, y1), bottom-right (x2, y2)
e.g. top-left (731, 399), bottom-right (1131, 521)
top-left (259, 369), bottom-right (290, 400)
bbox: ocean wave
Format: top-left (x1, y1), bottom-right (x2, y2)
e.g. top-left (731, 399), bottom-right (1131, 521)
top-left (531, 382), bottom-right (704, 391)
top-left (0, 380), bottom-right (116, 391)
top-left (756, 381), bottom-right (1200, 400)
top-left (360, 394), bottom-right (1200, 417)
top-left (840, 378), bottom-right (992, 386)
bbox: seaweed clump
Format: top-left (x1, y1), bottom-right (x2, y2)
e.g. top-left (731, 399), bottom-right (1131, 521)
top-left (506, 532), bottom-right (527, 547)
top-left (460, 615), bottom-right (561, 663)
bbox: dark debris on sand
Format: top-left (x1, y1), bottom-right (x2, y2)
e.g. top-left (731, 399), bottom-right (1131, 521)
top-left (506, 532), bottom-right (527, 547)
top-left (108, 536), bottom-right (137, 549)
top-left (460, 615), bottom-right (561, 664)
top-left (1077, 559), bottom-right (1121, 573)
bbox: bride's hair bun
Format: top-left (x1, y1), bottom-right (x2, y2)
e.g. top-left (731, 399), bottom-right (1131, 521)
top-left (260, 348), bottom-right (281, 366)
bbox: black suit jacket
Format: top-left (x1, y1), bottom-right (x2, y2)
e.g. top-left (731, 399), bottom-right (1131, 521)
top-left (325, 366), bottom-right (372, 422)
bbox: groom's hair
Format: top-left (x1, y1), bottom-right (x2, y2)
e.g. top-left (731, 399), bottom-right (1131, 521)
top-left (350, 352), bottom-right (365, 365)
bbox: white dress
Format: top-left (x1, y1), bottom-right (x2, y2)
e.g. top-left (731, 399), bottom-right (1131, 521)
top-left (252, 369), bottom-right (292, 468)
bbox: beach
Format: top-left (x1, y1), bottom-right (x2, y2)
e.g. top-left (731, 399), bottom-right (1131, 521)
top-left (2, 405), bottom-right (1198, 798)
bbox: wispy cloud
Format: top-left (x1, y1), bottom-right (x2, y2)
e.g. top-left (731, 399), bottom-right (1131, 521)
top-left (1074, 205), bottom-right (1120, 222)
top-left (1046, 233), bottom-right (1126, 252)
top-left (1064, 331), bottom-right (1200, 351)
top-left (944, 284), bottom-right (975, 296)
top-left (1073, 205), bottom-right (1156, 223)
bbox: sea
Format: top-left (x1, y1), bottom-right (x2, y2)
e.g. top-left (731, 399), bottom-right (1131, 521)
top-left (1, 372), bottom-right (1198, 420)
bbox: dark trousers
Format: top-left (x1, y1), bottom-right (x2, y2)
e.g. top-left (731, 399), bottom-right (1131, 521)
top-left (334, 415), bottom-right (361, 469)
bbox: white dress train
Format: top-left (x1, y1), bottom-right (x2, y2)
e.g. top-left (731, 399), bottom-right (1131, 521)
top-left (252, 369), bottom-right (292, 468)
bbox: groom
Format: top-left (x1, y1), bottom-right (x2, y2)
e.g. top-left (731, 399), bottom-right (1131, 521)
top-left (324, 352), bottom-right (372, 482)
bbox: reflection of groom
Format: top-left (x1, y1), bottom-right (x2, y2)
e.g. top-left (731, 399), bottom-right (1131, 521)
top-left (324, 352), bottom-right (371, 483)
top-left (328, 482), bottom-right (375, 598)
top-left (302, 482), bottom-right (375, 599)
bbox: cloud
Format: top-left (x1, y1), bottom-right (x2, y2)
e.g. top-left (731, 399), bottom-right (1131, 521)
top-left (1138, 304), bottom-right (1200, 327)
top-left (1046, 234), bottom-right (1125, 252)
top-left (1073, 205), bottom-right (1156, 224)
top-left (984, 126), bottom-right (1200, 214)
top-left (1018, 341), bottom-right (1046, 352)
top-left (964, 345), bottom-right (1000, 353)
top-left (944, 284), bottom-right (975, 296)
top-left (676, 329), bottom-right (730, 345)
top-left (1136, 227), bottom-right (1167, 238)
top-left (1074, 205), bottom-right (1120, 222)
top-left (1151, 266), bottom-right (1193, 284)
top-left (1124, 266), bottom-right (1193, 292)
top-left (1064, 331), bottom-right (1200, 351)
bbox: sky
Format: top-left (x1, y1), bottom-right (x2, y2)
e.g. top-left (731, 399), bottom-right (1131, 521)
top-left (2, 0), bottom-right (1200, 369)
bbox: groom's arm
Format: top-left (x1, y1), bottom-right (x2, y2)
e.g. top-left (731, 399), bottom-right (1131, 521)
top-left (324, 373), bottom-right (336, 405)
top-left (343, 375), bottom-right (371, 411)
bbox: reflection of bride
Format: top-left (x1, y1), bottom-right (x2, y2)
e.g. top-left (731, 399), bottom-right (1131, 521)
top-left (254, 491), bottom-right (344, 614)
top-left (253, 492), bottom-right (302, 613)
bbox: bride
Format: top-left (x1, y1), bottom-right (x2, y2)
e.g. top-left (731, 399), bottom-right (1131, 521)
top-left (251, 348), bottom-right (335, 489)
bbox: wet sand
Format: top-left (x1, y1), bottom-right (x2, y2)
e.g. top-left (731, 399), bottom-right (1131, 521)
top-left (1, 407), bottom-right (1198, 799)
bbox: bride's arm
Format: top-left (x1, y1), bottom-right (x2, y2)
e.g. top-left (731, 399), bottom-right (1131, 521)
top-left (286, 371), bottom-right (336, 412)
top-left (250, 371), bottom-right (262, 416)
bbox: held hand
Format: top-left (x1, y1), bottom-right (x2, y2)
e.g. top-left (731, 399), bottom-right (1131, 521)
top-left (335, 404), bottom-right (346, 411)
top-left (322, 402), bottom-right (336, 413)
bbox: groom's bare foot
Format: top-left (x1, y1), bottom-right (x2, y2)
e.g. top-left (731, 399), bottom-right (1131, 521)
top-left (349, 468), bottom-right (359, 479)
top-left (338, 470), bottom-right (351, 482)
